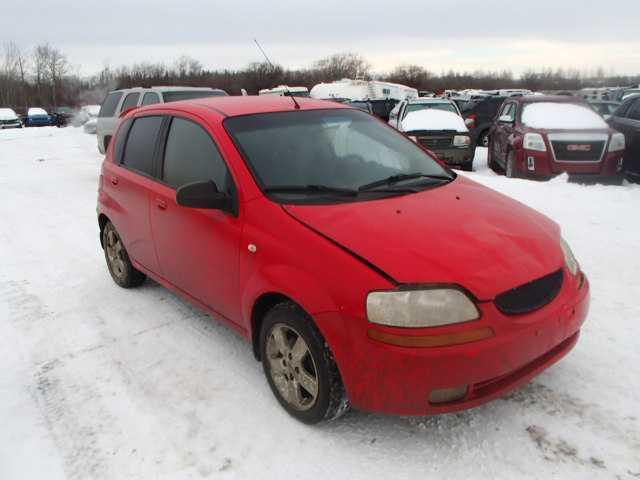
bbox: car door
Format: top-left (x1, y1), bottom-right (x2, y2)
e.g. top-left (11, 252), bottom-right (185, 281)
top-left (491, 102), bottom-right (516, 166)
top-left (106, 115), bottom-right (164, 274)
top-left (388, 101), bottom-right (403, 129)
top-left (149, 115), bottom-right (242, 322)
top-left (620, 98), bottom-right (640, 174)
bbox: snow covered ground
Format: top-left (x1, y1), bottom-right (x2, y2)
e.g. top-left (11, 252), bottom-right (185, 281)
top-left (1, 127), bottom-right (639, 480)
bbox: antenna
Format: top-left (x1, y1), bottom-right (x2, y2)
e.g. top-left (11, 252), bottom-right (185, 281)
top-left (254, 38), bottom-right (275, 70)
top-left (253, 38), bottom-right (300, 110)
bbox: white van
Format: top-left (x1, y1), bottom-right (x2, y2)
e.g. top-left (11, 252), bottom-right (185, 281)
top-left (96, 86), bottom-right (227, 154)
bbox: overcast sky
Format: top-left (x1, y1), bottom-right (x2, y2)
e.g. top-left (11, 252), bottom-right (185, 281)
top-left (3, 0), bottom-right (640, 76)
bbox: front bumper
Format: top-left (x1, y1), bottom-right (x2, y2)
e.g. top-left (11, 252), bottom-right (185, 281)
top-left (316, 270), bottom-right (589, 416)
top-left (516, 148), bottom-right (623, 179)
top-left (432, 147), bottom-right (473, 166)
top-left (0, 122), bottom-right (22, 129)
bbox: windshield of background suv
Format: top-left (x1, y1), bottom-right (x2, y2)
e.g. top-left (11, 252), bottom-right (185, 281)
top-left (162, 90), bottom-right (227, 103)
top-left (405, 103), bottom-right (457, 117)
top-left (225, 109), bottom-right (452, 201)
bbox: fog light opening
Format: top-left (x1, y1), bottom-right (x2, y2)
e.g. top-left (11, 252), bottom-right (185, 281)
top-left (429, 385), bottom-right (468, 404)
top-left (527, 156), bottom-right (536, 171)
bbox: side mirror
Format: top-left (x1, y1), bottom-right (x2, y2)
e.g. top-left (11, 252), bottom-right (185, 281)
top-left (498, 115), bottom-right (514, 124)
top-left (176, 180), bottom-right (232, 211)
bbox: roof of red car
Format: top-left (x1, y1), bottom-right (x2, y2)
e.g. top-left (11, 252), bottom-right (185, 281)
top-left (180, 95), bottom-right (349, 117)
top-left (513, 95), bottom-right (586, 104)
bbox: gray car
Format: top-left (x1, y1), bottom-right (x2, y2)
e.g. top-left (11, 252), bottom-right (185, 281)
top-left (96, 86), bottom-right (227, 154)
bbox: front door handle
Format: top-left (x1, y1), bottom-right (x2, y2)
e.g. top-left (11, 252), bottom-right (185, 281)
top-left (155, 198), bottom-right (167, 210)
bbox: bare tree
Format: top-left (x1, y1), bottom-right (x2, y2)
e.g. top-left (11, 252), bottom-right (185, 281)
top-left (313, 53), bottom-right (371, 81)
top-left (48, 46), bottom-right (68, 107)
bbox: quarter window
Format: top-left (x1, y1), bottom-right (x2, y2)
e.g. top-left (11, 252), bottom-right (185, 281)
top-left (120, 92), bottom-right (140, 113)
top-left (162, 117), bottom-right (230, 192)
top-left (121, 116), bottom-right (163, 176)
top-left (141, 92), bottom-right (161, 106)
top-left (499, 103), bottom-right (516, 122)
top-left (99, 92), bottom-right (123, 118)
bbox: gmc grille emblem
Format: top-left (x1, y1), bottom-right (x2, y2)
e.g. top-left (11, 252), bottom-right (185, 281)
top-left (567, 144), bottom-right (592, 152)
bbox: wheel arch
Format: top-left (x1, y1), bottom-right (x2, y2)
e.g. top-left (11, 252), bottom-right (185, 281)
top-left (250, 292), bottom-right (303, 361)
top-left (98, 213), bottom-right (110, 248)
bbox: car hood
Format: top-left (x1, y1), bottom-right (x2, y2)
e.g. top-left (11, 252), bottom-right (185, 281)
top-left (401, 109), bottom-right (468, 133)
top-left (283, 176), bottom-right (562, 300)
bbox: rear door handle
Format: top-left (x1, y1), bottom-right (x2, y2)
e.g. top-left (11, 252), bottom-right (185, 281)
top-left (155, 198), bottom-right (167, 210)
top-left (110, 176), bottom-right (118, 185)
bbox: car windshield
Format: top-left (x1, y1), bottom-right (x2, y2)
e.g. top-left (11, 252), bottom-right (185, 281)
top-left (405, 103), bottom-right (457, 117)
top-left (225, 109), bottom-right (452, 203)
top-left (162, 90), bottom-right (227, 103)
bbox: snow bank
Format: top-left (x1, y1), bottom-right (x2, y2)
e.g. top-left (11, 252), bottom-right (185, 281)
top-left (401, 109), bottom-right (468, 133)
top-left (521, 102), bottom-right (608, 129)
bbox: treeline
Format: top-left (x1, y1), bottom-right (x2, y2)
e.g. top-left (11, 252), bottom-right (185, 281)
top-left (2, 44), bottom-right (640, 110)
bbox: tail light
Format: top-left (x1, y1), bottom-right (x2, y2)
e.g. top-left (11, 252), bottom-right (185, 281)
top-left (465, 114), bottom-right (476, 129)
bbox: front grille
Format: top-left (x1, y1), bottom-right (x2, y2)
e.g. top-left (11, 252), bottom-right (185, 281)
top-left (0, 119), bottom-right (18, 125)
top-left (551, 140), bottom-right (605, 162)
top-left (495, 270), bottom-right (563, 315)
top-left (418, 136), bottom-right (453, 149)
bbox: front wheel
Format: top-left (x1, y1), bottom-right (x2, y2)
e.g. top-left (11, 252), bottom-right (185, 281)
top-left (260, 302), bottom-right (349, 424)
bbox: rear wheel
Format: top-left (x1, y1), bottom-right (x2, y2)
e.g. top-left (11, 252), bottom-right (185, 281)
top-left (102, 221), bottom-right (146, 288)
top-left (479, 130), bottom-right (490, 147)
top-left (260, 302), bottom-right (349, 424)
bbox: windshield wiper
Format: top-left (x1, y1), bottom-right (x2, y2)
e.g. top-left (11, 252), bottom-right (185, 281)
top-left (357, 172), bottom-right (452, 192)
top-left (264, 185), bottom-right (358, 196)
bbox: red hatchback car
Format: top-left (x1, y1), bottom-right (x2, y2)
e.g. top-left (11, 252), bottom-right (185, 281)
top-left (488, 95), bottom-right (625, 180)
top-left (97, 96), bottom-right (590, 423)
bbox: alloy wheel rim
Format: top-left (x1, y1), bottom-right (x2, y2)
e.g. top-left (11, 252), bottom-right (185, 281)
top-left (105, 230), bottom-right (126, 279)
top-left (266, 323), bottom-right (319, 411)
top-left (482, 134), bottom-right (490, 147)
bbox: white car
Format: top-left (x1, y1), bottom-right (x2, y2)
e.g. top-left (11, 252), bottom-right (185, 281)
top-left (0, 108), bottom-right (22, 129)
top-left (388, 98), bottom-right (463, 130)
top-left (96, 86), bottom-right (227, 154)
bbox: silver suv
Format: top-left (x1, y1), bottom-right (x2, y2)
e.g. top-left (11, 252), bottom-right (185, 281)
top-left (96, 86), bottom-right (227, 154)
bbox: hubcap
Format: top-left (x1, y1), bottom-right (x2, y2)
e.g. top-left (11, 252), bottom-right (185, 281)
top-left (266, 324), bottom-right (319, 411)
top-left (482, 134), bottom-right (490, 147)
top-left (105, 230), bottom-right (126, 279)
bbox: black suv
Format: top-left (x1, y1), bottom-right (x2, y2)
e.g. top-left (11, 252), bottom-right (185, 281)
top-left (458, 96), bottom-right (507, 147)
top-left (608, 95), bottom-right (640, 182)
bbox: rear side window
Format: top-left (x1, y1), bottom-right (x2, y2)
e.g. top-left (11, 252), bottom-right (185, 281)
top-left (120, 92), bottom-right (140, 112)
top-left (627, 99), bottom-right (640, 121)
top-left (141, 92), bottom-right (161, 106)
top-left (121, 116), bottom-right (163, 177)
top-left (162, 117), bottom-right (230, 191)
top-left (99, 92), bottom-right (123, 117)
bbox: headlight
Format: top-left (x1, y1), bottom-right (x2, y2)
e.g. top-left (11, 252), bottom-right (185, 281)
top-left (366, 288), bottom-right (480, 328)
top-left (453, 135), bottom-right (471, 147)
top-left (560, 237), bottom-right (579, 276)
top-left (608, 132), bottom-right (625, 152)
top-left (523, 133), bottom-right (547, 152)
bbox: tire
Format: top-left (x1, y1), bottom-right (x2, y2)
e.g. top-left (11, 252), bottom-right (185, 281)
top-left (102, 221), bottom-right (146, 288)
top-left (506, 150), bottom-right (518, 178)
top-left (461, 161), bottom-right (473, 172)
top-left (487, 139), bottom-right (500, 172)
top-left (260, 302), bottom-right (349, 424)
top-left (479, 130), bottom-right (490, 147)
